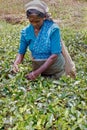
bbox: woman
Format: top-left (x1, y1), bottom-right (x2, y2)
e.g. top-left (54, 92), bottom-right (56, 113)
top-left (13, 0), bottom-right (76, 80)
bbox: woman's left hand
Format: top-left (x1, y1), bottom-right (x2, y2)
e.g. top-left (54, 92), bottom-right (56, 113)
top-left (25, 71), bottom-right (38, 80)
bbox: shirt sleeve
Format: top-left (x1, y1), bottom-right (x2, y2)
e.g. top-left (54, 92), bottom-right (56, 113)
top-left (50, 28), bottom-right (62, 55)
top-left (18, 30), bottom-right (28, 54)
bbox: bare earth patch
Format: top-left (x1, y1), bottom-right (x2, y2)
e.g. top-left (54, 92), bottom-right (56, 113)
top-left (0, 14), bottom-right (26, 24)
top-left (0, 0), bottom-right (87, 29)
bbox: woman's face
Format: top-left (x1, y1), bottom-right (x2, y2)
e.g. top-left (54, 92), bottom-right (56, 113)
top-left (28, 15), bottom-right (44, 30)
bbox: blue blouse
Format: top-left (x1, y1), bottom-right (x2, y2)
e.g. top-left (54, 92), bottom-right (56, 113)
top-left (19, 19), bottom-right (62, 59)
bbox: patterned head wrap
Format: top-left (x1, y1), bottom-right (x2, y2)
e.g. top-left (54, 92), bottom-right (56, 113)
top-left (25, 0), bottom-right (52, 19)
top-left (25, 0), bottom-right (49, 14)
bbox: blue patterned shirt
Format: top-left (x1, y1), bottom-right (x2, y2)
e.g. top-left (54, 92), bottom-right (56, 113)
top-left (19, 19), bottom-right (62, 59)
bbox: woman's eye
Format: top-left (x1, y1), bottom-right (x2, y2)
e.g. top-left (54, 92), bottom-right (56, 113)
top-left (29, 20), bottom-right (40, 23)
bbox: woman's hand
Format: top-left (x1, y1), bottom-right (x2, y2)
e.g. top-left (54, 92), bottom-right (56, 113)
top-left (12, 63), bottom-right (19, 73)
top-left (25, 71), bottom-right (39, 80)
top-left (12, 54), bottom-right (24, 73)
top-left (65, 61), bottom-right (76, 78)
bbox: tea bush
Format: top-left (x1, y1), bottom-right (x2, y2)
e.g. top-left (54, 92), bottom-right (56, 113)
top-left (0, 21), bottom-right (87, 130)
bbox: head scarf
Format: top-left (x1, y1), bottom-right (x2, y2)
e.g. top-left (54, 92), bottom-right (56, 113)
top-left (25, 0), bottom-right (49, 14)
top-left (25, 0), bottom-right (51, 19)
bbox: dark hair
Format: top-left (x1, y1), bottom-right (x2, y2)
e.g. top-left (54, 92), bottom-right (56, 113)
top-left (26, 9), bottom-right (46, 18)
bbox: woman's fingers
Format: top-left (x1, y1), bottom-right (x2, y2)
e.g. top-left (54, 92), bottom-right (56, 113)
top-left (25, 72), bottom-right (36, 80)
top-left (25, 74), bottom-right (31, 80)
top-left (12, 64), bottom-right (19, 73)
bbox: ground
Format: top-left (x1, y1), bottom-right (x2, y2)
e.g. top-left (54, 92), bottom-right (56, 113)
top-left (0, 0), bottom-right (87, 30)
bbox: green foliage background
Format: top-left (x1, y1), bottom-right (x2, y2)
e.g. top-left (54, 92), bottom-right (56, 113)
top-left (0, 0), bottom-right (87, 129)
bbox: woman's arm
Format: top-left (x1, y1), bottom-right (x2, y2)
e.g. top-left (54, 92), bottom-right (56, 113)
top-left (61, 40), bottom-right (76, 78)
top-left (13, 54), bottom-right (24, 73)
top-left (26, 54), bottom-right (58, 80)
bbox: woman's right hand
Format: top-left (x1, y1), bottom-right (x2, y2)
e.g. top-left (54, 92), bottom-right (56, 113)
top-left (12, 63), bottom-right (19, 73)
top-left (12, 54), bottom-right (24, 73)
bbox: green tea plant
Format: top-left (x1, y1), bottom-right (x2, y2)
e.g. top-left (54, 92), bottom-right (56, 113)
top-left (0, 21), bottom-right (87, 130)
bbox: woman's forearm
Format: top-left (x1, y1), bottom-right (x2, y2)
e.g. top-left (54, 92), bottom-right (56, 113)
top-left (14, 54), bottom-right (24, 65)
top-left (34, 54), bottom-right (58, 75)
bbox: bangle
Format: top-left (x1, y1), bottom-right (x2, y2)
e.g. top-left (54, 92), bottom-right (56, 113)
top-left (32, 72), bottom-right (35, 79)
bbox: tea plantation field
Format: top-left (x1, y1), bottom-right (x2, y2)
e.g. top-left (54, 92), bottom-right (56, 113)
top-left (0, 0), bottom-right (87, 129)
top-left (0, 20), bottom-right (87, 130)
